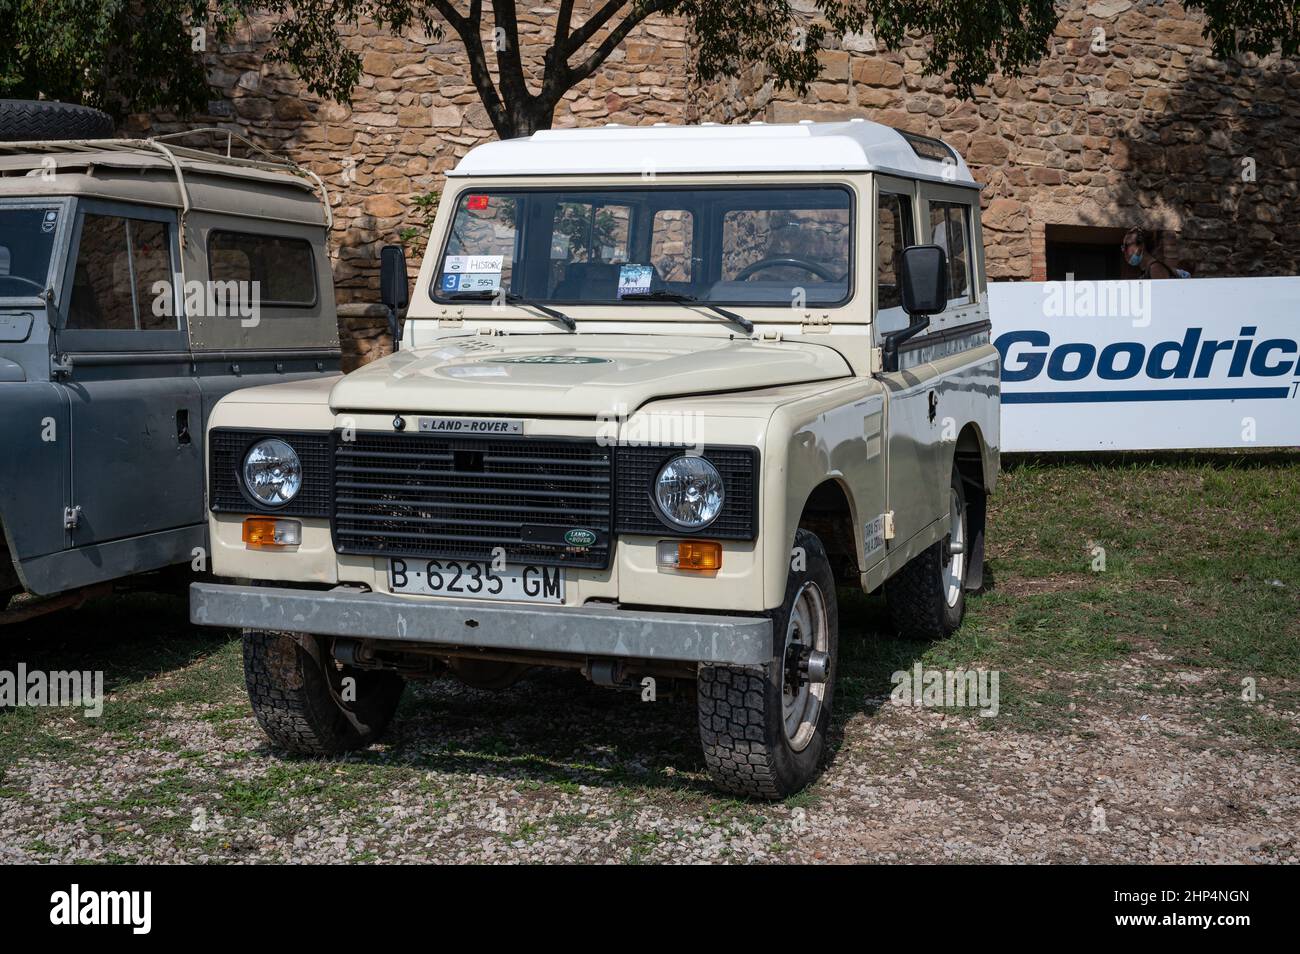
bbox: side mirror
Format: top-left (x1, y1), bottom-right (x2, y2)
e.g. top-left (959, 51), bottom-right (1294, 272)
top-left (900, 244), bottom-right (949, 317)
top-left (380, 244), bottom-right (409, 344)
top-left (881, 244), bottom-right (948, 373)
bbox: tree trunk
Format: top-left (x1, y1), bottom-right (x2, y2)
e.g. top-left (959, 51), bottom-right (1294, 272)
top-left (495, 98), bottom-right (558, 139)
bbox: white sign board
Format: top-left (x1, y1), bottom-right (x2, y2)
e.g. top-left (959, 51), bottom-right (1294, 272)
top-left (987, 278), bottom-right (1300, 452)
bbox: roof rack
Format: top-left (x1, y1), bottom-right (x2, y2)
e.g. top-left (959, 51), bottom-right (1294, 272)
top-left (0, 128), bottom-right (333, 243)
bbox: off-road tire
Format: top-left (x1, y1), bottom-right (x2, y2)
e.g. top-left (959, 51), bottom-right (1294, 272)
top-left (243, 630), bottom-right (404, 754)
top-left (698, 528), bottom-right (838, 799)
top-left (885, 466), bottom-right (968, 640)
top-left (0, 100), bottom-right (115, 142)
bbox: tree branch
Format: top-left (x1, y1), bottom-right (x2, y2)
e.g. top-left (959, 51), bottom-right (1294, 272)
top-left (563, 0), bottom-right (674, 88)
top-left (562, 0), bottom-right (630, 57)
top-left (491, 0), bottom-right (532, 105)
top-left (426, 0), bottom-right (466, 31)
top-left (555, 0), bottom-right (576, 45)
top-left (431, 0), bottom-right (511, 136)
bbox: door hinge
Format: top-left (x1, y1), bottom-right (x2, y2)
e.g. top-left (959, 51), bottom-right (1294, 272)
top-left (64, 505), bottom-right (82, 530)
top-left (883, 511), bottom-right (895, 540)
top-left (50, 353), bottom-right (74, 378)
top-left (800, 313), bottom-right (832, 334)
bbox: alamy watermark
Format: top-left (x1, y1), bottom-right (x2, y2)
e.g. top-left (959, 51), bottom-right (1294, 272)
top-left (596, 402), bottom-right (704, 453)
top-left (151, 274), bottom-right (262, 327)
top-left (891, 664), bottom-right (1000, 717)
top-left (0, 664), bottom-right (103, 717)
top-left (1042, 273), bottom-right (1152, 328)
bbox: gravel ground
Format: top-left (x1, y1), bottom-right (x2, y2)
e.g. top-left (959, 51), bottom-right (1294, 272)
top-left (0, 617), bottom-right (1295, 864)
top-left (3, 456), bottom-right (1297, 863)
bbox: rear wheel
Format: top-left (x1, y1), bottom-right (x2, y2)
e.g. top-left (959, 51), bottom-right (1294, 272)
top-left (243, 630), bottom-right (404, 754)
top-left (885, 466), bottom-right (969, 640)
top-left (698, 528), bottom-right (838, 799)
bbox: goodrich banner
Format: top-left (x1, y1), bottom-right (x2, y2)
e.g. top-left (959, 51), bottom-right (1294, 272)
top-left (987, 277), bottom-right (1300, 452)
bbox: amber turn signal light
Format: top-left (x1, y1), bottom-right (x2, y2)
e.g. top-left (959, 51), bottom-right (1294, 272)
top-left (242, 517), bottom-right (302, 549)
top-left (656, 540), bottom-right (722, 572)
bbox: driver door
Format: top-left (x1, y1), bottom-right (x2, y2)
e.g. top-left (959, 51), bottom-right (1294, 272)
top-left (875, 176), bottom-right (943, 550)
top-left (54, 200), bottom-right (203, 548)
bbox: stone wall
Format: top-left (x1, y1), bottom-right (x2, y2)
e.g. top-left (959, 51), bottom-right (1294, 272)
top-left (126, 4), bottom-right (690, 367)
top-left (128, 1), bottom-right (1297, 363)
top-left (690, 0), bottom-right (1300, 283)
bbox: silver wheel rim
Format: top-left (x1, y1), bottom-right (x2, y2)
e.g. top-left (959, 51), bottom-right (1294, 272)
top-left (781, 580), bottom-right (828, 751)
top-left (943, 486), bottom-right (966, 607)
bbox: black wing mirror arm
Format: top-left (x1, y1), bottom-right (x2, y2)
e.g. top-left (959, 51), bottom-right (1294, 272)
top-left (880, 313), bottom-right (931, 373)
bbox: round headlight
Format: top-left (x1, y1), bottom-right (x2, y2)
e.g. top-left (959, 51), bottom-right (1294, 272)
top-left (654, 455), bottom-right (724, 529)
top-left (242, 438), bottom-right (302, 507)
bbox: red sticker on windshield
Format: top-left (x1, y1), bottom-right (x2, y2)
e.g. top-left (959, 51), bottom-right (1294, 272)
top-left (466, 194), bottom-right (490, 211)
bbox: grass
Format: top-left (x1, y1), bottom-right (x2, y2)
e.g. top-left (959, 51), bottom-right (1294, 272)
top-left (0, 450), bottom-right (1296, 861)
top-left (831, 450), bottom-right (1300, 736)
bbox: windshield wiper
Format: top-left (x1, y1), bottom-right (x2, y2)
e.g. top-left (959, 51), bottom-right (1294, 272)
top-left (620, 291), bottom-right (754, 335)
top-left (447, 290), bottom-right (576, 331)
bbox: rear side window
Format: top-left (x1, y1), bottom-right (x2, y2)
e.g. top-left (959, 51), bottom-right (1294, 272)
top-left (67, 213), bottom-right (175, 331)
top-left (927, 202), bottom-right (973, 305)
top-left (208, 231), bottom-right (316, 307)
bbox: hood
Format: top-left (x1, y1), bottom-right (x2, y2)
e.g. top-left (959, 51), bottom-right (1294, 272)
top-left (328, 333), bottom-right (851, 417)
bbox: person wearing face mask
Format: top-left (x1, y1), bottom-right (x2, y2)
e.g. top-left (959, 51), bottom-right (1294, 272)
top-left (1121, 227), bottom-right (1190, 278)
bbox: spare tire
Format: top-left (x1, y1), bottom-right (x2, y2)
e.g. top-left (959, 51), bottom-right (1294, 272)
top-left (0, 99), bottom-right (115, 142)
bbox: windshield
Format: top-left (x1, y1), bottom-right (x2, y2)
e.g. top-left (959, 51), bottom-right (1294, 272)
top-left (433, 185), bottom-right (852, 308)
top-left (0, 207), bottom-right (61, 298)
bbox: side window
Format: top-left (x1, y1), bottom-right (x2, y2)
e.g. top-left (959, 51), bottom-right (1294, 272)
top-left (651, 209), bottom-right (693, 282)
top-left (876, 193), bottom-right (913, 312)
top-left (928, 202), bottom-right (973, 305)
top-left (209, 231), bottom-right (317, 306)
top-left (67, 214), bottom-right (176, 331)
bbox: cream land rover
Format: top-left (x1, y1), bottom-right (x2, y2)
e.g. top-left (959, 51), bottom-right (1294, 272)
top-left (190, 120), bottom-right (1000, 798)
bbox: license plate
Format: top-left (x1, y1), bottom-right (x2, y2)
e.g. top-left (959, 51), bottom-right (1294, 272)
top-left (388, 558), bottom-right (564, 604)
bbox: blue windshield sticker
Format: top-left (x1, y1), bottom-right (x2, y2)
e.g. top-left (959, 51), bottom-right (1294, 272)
top-left (617, 264), bottom-right (654, 298)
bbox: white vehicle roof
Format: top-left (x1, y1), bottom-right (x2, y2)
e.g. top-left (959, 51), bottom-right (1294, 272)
top-left (450, 119), bottom-right (977, 186)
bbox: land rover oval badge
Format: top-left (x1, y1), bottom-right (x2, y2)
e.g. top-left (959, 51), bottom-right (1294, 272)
top-left (564, 528), bottom-right (597, 548)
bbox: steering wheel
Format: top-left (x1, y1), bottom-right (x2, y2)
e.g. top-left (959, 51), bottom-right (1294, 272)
top-left (733, 256), bottom-right (839, 282)
top-left (0, 274), bottom-right (46, 294)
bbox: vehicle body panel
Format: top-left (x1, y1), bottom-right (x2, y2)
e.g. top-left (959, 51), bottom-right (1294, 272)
top-left (0, 140), bottom-right (340, 599)
top-left (196, 121), bottom-right (1000, 665)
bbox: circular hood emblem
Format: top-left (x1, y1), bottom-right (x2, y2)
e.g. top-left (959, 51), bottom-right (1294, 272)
top-left (488, 355), bottom-right (610, 365)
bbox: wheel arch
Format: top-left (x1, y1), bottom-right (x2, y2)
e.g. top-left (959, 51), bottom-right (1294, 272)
top-left (794, 477), bottom-right (860, 587)
top-left (950, 422), bottom-right (989, 592)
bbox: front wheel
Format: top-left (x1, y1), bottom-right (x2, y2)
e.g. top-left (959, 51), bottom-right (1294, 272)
top-left (885, 466), bottom-right (969, 640)
top-left (698, 528), bottom-right (838, 799)
top-left (243, 630), bottom-right (404, 754)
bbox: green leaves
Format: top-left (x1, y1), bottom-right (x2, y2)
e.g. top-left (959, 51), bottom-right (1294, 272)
top-left (0, 0), bottom-right (223, 118)
top-left (1187, 0), bottom-right (1300, 59)
top-left (2, 0), bottom-right (1296, 132)
top-left (823, 1), bottom-right (1060, 97)
top-left (681, 0), bottom-right (827, 96)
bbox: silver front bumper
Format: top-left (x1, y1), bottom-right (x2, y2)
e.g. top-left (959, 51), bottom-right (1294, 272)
top-left (189, 582), bottom-right (775, 665)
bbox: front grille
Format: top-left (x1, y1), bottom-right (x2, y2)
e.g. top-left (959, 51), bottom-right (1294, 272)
top-left (209, 429), bottom-right (332, 518)
top-left (615, 445), bottom-right (759, 539)
top-left (332, 431), bottom-right (613, 568)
